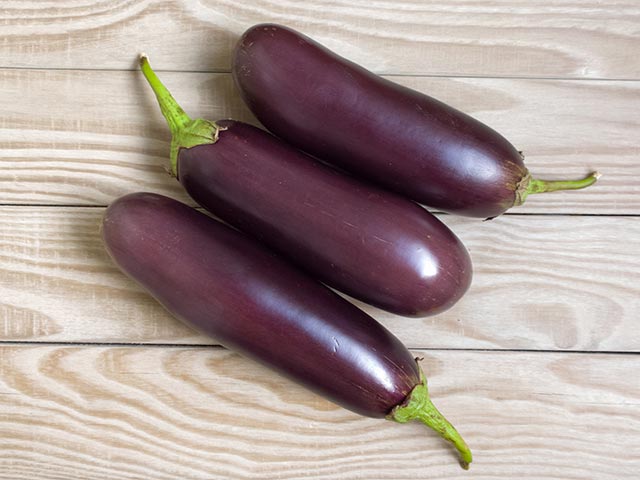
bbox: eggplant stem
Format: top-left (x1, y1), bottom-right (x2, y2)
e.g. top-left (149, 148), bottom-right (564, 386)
top-left (516, 171), bottom-right (601, 206)
top-left (139, 54), bottom-right (223, 177)
top-left (528, 171), bottom-right (601, 195)
top-left (387, 367), bottom-right (472, 470)
top-left (139, 54), bottom-right (191, 134)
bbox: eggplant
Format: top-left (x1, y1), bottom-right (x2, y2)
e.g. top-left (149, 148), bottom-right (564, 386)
top-left (139, 56), bottom-right (471, 317)
top-left (232, 24), bottom-right (600, 219)
top-left (102, 192), bottom-right (472, 468)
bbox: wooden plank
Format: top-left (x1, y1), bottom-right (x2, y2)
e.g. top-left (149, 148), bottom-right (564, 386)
top-left (1, 207), bottom-right (638, 352)
top-left (1, 69), bottom-right (638, 214)
top-left (0, 345), bottom-right (637, 479)
top-left (1, 1), bottom-right (639, 79)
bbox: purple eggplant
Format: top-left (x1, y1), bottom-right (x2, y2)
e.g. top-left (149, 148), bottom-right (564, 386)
top-left (102, 192), bottom-right (472, 468)
top-left (139, 56), bottom-right (471, 317)
top-left (232, 24), bottom-right (600, 219)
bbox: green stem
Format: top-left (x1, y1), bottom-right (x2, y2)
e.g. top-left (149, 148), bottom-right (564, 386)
top-left (139, 54), bottom-right (223, 177)
top-left (139, 54), bottom-right (191, 135)
top-left (387, 366), bottom-right (472, 470)
top-left (527, 171), bottom-right (601, 194)
top-left (515, 171), bottom-right (601, 206)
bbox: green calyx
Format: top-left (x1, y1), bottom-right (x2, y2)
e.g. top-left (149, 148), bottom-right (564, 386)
top-left (515, 170), bottom-right (601, 207)
top-left (387, 366), bottom-right (472, 470)
top-left (139, 54), bottom-right (223, 177)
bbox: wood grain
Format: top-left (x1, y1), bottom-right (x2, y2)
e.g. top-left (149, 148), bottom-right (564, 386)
top-left (1, 207), bottom-right (638, 351)
top-left (1, 1), bottom-right (639, 79)
top-left (1, 68), bottom-right (637, 213)
top-left (0, 345), bottom-right (637, 479)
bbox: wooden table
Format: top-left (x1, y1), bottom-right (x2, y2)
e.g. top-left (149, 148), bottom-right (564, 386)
top-left (1, 2), bottom-right (638, 478)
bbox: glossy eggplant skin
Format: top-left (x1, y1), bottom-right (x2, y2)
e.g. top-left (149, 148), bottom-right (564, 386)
top-left (178, 120), bottom-right (471, 318)
top-left (233, 24), bottom-right (527, 218)
top-left (102, 192), bottom-right (421, 418)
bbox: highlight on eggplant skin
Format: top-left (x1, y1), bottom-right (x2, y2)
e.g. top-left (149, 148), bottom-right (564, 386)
top-left (138, 54), bottom-right (472, 318)
top-left (232, 24), bottom-right (600, 219)
top-left (101, 192), bottom-right (472, 469)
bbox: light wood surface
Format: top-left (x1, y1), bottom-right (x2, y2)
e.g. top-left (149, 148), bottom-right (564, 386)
top-left (1, 68), bottom-right (637, 213)
top-left (0, 345), bottom-right (637, 479)
top-left (1, 0), bottom-right (639, 78)
top-left (1, 207), bottom-right (638, 351)
top-left (1, 2), bottom-right (638, 478)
